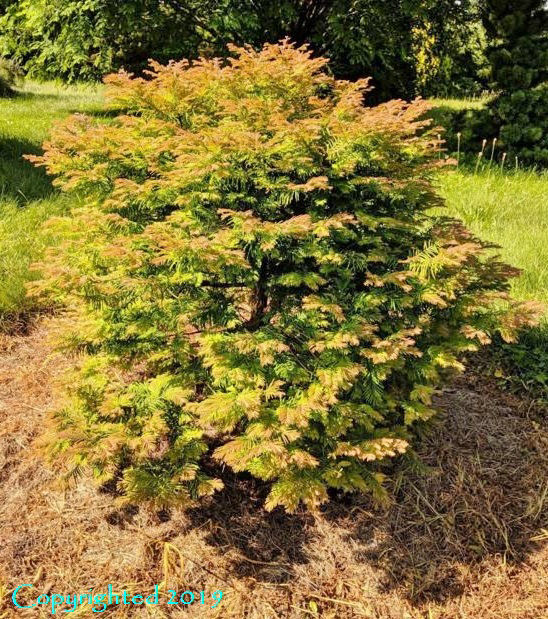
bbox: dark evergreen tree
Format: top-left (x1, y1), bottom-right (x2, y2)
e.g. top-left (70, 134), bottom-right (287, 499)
top-left (483, 0), bottom-right (548, 165)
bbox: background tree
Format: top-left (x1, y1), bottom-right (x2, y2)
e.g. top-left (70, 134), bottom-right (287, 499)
top-left (0, 0), bottom-right (240, 81)
top-left (481, 0), bottom-right (548, 164)
top-left (410, 0), bottom-right (488, 97)
top-left (0, 0), bottom-right (488, 99)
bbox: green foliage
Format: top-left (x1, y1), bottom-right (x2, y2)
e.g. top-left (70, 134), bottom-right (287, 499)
top-left (0, 0), bottom-right (488, 99)
top-left (481, 0), bottom-right (548, 165)
top-left (487, 325), bottom-right (548, 406)
top-left (0, 0), bottom-right (223, 82)
top-left (29, 42), bottom-right (538, 512)
top-left (410, 0), bottom-right (489, 98)
top-left (0, 56), bottom-right (19, 96)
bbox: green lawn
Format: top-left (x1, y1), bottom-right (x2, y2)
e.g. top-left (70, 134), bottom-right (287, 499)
top-left (437, 166), bottom-right (548, 308)
top-left (428, 95), bottom-right (490, 112)
top-left (0, 82), bottom-right (103, 324)
top-left (437, 165), bottom-right (547, 401)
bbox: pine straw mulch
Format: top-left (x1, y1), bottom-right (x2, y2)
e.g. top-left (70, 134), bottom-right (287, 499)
top-left (0, 319), bottom-right (546, 619)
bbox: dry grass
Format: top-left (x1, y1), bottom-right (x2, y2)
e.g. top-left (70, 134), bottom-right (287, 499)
top-left (0, 321), bottom-right (547, 619)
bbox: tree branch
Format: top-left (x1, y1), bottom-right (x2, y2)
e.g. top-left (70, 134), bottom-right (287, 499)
top-left (200, 280), bottom-right (249, 288)
top-left (247, 258), bottom-right (269, 329)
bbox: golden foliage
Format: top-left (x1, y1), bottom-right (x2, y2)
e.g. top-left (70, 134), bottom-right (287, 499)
top-left (26, 40), bottom-right (538, 512)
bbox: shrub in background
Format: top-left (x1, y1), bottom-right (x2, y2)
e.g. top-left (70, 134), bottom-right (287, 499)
top-left (28, 41), bottom-right (539, 512)
top-left (0, 56), bottom-right (19, 96)
top-left (480, 0), bottom-right (547, 165)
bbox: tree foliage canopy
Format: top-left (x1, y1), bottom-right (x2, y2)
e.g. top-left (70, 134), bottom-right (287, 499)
top-left (28, 42), bottom-right (538, 511)
top-left (0, 0), bottom-right (488, 98)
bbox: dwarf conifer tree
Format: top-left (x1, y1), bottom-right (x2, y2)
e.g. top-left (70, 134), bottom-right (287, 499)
top-left (28, 41), bottom-right (538, 512)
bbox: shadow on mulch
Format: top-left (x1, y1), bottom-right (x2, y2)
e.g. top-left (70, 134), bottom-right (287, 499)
top-left (135, 376), bottom-right (546, 605)
top-left (185, 468), bottom-right (312, 583)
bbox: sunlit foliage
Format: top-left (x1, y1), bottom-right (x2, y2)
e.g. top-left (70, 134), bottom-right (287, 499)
top-left (28, 41), bottom-right (539, 512)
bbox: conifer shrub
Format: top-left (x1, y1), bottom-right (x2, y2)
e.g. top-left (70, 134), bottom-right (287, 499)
top-left (28, 41), bottom-right (539, 512)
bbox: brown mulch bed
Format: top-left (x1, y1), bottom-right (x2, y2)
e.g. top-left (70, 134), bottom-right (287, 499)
top-left (0, 320), bottom-right (547, 618)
